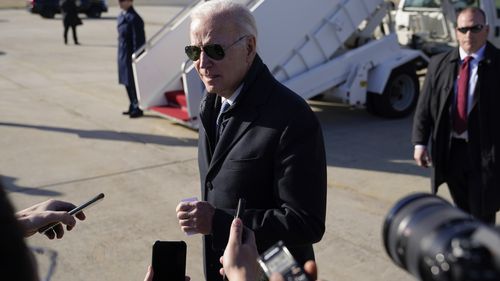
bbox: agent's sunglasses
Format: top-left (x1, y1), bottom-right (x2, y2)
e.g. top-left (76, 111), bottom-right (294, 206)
top-left (185, 35), bottom-right (248, 61)
top-left (456, 24), bottom-right (484, 34)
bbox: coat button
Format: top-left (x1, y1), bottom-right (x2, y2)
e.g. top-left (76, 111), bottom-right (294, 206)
top-left (206, 182), bottom-right (213, 190)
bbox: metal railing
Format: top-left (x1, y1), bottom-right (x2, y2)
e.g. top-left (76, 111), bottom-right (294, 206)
top-left (132, 0), bottom-right (263, 61)
top-left (132, 0), bottom-right (202, 61)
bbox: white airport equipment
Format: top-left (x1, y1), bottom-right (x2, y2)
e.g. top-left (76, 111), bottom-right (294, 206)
top-left (394, 0), bottom-right (500, 55)
top-left (133, 0), bottom-right (429, 129)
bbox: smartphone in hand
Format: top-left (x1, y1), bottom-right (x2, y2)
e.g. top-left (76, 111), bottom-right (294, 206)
top-left (38, 193), bottom-right (105, 234)
top-left (152, 240), bottom-right (186, 281)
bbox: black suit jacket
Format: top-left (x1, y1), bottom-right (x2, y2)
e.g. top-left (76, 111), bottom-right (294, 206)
top-left (198, 55), bottom-right (327, 281)
top-left (412, 42), bottom-right (500, 214)
top-left (117, 7), bottom-right (145, 86)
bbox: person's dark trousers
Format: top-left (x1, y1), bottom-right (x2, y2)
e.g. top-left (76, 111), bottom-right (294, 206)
top-left (63, 25), bottom-right (78, 44)
top-left (446, 138), bottom-right (496, 224)
top-left (125, 84), bottom-right (143, 118)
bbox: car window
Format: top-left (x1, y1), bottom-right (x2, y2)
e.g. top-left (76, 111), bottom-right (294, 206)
top-left (403, 0), bottom-right (441, 8)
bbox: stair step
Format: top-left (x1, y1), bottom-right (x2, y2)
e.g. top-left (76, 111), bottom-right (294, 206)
top-left (149, 105), bottom-right (191, 122)
top-left (165, 90), bottom-right (187, 109)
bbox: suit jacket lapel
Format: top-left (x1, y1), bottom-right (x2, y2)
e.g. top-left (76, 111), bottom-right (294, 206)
top-left (472, 43), bottom-right (496, 110)
top-left (208, 107), bottom-right (260, 172)
top-left (117, 13), bottom-right (125, 26)
top-left (472, 78), bottom-right (480, 111)
top-left (204, 55), bottom-right (268, 179)
top-left (199, 93), bottom-right (218, 164)
top-left (439, 50), bottom-right (459, 120)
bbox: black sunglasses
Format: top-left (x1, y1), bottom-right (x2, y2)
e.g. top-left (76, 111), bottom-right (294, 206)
top-left (185, 35), bottom-right (248, 61)
top-left (457, 24), bottom-right (484, 34)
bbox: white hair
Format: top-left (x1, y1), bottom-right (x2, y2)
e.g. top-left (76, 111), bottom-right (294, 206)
top-left (190, 0), bottom-right (258, 40)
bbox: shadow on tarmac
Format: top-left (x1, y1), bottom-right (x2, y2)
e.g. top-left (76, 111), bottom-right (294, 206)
top-left (1, 175), bottom-right (63, 197)
top-left (0, 122), bottom-right (197, 147)
top-left (83, 16), bottom-right (118, 20)
top-left (2, 159), bottom-right (193, 197)
top-left (311, 99), bottom-right (429, 178)
top-left (75, 43), bottom-right (117, 48)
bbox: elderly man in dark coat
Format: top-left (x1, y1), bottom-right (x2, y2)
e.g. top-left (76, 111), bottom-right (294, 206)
top-left (175, 1), bottom-right (327, 280)
top-left (117, 0), bottom-right (145, 118)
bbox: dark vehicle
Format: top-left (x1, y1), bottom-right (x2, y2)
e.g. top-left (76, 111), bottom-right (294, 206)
top-left (26, 0), bottom-right (108, 19)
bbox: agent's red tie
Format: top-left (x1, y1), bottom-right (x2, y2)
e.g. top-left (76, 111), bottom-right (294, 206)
top-left (454, 56), bottom-right (472, 134)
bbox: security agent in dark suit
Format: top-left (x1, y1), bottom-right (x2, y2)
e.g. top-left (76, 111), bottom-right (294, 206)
top-left (412, 7), bottom-right (500, 224)
top-left (117, 0), bottom-right (145, 118)
top-left (175, 1), bottom-right (327, 280)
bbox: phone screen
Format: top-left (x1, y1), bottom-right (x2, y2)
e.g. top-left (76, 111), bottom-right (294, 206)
top-left (152, 241), bottom-right (186, 281)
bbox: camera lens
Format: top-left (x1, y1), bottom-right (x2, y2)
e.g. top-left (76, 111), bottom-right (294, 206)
top-left (382, 193), bottom-right (478, 280)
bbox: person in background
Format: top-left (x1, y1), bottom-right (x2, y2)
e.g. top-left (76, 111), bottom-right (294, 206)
top-left (61, 0), bottom-right (82, 45)
top-left (412, 7), bottom-right (500, 224)
top-left (117, 0), bottom-right (145, 118)
top-left (175, 1), bottom-right (327, 280)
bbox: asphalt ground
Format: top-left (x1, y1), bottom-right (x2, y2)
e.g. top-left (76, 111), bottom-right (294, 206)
top-left (0, 5), bottom-right (453, 281)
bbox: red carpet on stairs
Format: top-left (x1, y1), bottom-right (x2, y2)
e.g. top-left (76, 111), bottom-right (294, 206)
top-left (149, 90), bottom-right (191, 121)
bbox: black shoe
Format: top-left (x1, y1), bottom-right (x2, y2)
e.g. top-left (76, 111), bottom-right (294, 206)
top-left (129, 109), bottom-right (143, 118)
top-left (123, 105), bottom-right (133, 115)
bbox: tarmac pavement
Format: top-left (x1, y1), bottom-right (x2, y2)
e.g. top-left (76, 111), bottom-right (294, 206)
top-left (0, 6), bottom-right (451, 281)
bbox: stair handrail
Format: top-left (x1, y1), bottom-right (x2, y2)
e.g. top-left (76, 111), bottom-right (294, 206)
top-left (245, 0), bottom-right (261, 9)
top-left (133, 0), bottom-right (262, 62)
top-left (132, 0), bottom-right (203, 61)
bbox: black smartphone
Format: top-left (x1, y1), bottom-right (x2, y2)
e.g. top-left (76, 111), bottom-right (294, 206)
top-left (152, 240), bottom-right (186, 281)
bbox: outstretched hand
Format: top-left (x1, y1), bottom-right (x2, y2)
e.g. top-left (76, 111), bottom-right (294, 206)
top-left (16, 199), bottom-right (86, 239)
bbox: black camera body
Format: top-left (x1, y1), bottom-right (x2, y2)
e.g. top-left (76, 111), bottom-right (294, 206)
top-left (382, 193), bottom-right (500, 281)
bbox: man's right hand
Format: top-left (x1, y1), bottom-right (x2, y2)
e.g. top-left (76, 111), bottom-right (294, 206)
top-left (176, 200), bottom-right (215, 235)
top-left (414, 146), bottom-right (432, 168)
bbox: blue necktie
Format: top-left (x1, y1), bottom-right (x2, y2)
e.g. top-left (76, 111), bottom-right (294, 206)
top-left (216, 101), bottom-right (230, 137)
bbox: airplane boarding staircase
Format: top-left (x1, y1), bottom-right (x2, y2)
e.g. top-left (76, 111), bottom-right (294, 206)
top-left (132, 0), bottom-right (428, 129)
